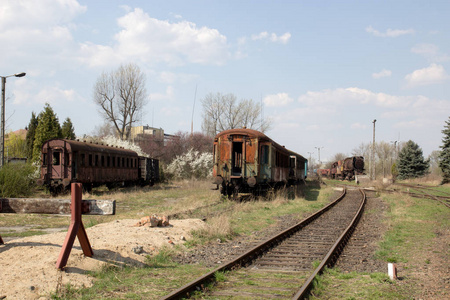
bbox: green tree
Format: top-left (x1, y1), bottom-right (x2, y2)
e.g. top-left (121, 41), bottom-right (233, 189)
top-left (397, 140), bottom-right (430, 180)
top-left (32, 103), bottom-right (62, 161)
top-left (25, 112), bottom-right (39, 159)
top-left (61, 117), bottom-right (76, 140)
top-left (439, 117), bottom-right (450, 184)
top-left (5, 131), bottom-right (27, 159)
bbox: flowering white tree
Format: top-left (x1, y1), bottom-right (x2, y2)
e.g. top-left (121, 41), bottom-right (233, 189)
top-left (78, 135), bottom-right (147, 157)
top-left (166, 149), bottom-right (213, 179)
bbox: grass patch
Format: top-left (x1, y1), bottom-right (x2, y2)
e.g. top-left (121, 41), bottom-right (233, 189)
top-left (309, 268), bottom-right (403, 300)
top-left (310, 184), bottom-right (449, 299)
top-left (3, 179), bottom-right (345, 299)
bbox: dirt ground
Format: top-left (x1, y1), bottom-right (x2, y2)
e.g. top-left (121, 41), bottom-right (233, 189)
top-left (0, 218), bottom-right (205, 299)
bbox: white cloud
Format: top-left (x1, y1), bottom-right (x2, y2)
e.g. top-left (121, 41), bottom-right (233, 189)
top-left (149, 86), bottom-right (175, 101)
top-left (298, 87), bottom-right (412, 108)
top-left (405, 64), bottom-right (449, 87)
top-left (411, 44), bottom-right (450, 63)
top-left (0, 0), bottom-right (86, 30)
top-left (351, 123), bottom-right (367, 130)
top-left (114, 8), bottom-right (230, 66)
top-left (366, 25), bottom-right (415, 37)
top-left (372, 69), bottom-right (392, 79)
top-left (251, 31), bottom-right (291, 44)
top-left (264, 93), bottom-right (293, 107)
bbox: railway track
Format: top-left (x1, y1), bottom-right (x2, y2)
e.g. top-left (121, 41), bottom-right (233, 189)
top-left (161, 188), bottom-right (366, 299)
top-left (391, 183), bottom-right (450, 209)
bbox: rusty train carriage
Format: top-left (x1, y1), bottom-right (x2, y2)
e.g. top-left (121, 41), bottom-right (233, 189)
top-left (319, 156), bottom-right (365, 180)
top-left (38, 139), bottom-right (157, 194)
top-left (213, 128), bottom-right (307, 197)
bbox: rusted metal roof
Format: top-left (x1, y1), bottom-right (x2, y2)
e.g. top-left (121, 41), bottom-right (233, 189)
top-left (215, 128), bottom-right (307, 162)
top-left (42, 139), bottom-right (138, 156)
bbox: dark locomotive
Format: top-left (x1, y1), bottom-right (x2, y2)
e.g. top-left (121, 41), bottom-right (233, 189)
top-left (318, 156), bottom-right (365, 180)
top-left (212, 128), bottom-right (307, 198)
top-left (37, 139), bottom-right (159, 194)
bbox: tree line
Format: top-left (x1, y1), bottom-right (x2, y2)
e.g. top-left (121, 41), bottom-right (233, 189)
top-left (325, 116), bottom-right (450, 184)
top-left (6, 103), bottom-right (75, 162)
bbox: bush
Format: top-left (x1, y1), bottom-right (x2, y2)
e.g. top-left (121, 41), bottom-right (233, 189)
top-left (0, 163), bottom-right (37, 197)
top-left (165, 148), bottom-right (213, 180)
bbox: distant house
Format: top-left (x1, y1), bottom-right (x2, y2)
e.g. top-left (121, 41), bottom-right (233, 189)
top-left (130, 125), bottom-right (165, 141)
top-left (130, 125), bottom-right (178, 145)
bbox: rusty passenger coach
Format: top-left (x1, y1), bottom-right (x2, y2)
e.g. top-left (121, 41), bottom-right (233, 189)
top-left (37, 139), bottom-right (159, 194)
top-left (212, 128), bottom-right (307, 198)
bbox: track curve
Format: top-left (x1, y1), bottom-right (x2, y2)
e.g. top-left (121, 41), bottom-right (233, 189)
top-left (161, 188), bottom-right (366, 299)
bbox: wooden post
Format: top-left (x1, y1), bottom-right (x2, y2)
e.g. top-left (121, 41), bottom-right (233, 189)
top-left (56, 183), bottom-right (93, 269)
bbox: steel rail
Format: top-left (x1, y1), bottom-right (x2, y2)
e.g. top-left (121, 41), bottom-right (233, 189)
top-left (160, 188), bottom-right (347, 300)
top-left (387, 187), bottom-right (450, 209)
top-left (292, 188), bottom-right (366, 299)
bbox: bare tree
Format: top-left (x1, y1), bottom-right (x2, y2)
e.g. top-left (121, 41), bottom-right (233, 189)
top-left (326, 152), bottom-right (347, 168)
top-left (94, 63), bottom-right (147, 140)
top-left (201, 92), bottom-right (271, 137)
top-left (376, 141), bottom-right (395, 178)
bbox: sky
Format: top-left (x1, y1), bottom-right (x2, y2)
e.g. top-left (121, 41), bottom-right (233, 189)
top-left (1, 0), bottom-right (449, 162)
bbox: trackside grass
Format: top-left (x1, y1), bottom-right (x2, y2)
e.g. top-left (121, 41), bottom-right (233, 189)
top-left (309, 183), bottom-right (449, 299)
top-left (48, 180), bottom-right (339, 299)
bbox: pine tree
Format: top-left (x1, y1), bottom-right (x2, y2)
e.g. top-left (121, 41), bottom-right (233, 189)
top-left (61, 117), bottom-right (76, 140)
top-left (32, 103), bottom-right (62, 162)
top-left (25, 112), bottom-right (39, 160)
top-left (397, 140), bottom-right (430, 180)
top-left (439, 117), bottom-right (450, 184)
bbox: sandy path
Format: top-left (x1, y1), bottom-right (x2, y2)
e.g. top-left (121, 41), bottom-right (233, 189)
top-left (0, 218), bottom-right (205, 299)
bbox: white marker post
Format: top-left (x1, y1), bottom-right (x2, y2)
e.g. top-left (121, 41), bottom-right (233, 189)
top-left (388, 263), bottom-right (397, 280)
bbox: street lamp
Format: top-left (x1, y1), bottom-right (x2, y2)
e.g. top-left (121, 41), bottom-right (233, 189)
top-left (1, 72), bottom-right (26, 167)
top-left (371, 119), bottom-right (377, 180)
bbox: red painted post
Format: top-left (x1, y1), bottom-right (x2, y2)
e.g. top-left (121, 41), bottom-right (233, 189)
top-left (56, 183), bottom-right (93, 269)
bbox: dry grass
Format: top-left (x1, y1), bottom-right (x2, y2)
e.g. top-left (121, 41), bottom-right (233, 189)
top-left (201, 214), bottom-right (233, 238)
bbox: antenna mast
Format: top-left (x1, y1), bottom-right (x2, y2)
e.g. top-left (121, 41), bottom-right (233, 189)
top-left (191, 84), bottom-right (197, 135)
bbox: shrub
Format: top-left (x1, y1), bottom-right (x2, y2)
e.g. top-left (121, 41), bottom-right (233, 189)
top-left (165, 148), bottom-right (213, 180)
top-left (0, 163), bottom-right (37, 197)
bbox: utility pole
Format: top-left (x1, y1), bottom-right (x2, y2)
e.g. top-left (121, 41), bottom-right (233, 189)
top-left (315, 146), bottom-right (324, 166)
top-left (307, 151), bottom-right (314, 174)
top-left (1, 72), bottom-right (26, 168)
top-left (371, 119), bottom-right (377, 180)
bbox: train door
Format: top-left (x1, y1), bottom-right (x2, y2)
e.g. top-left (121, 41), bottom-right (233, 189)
top-left (260, 144), bottom-right (271, 181)
top-left (231, 141), bottom-right (243, 176)
top-left (289, 156), bottom-right (296, 178)
top-left (49, 148), bottom-right (64, 180)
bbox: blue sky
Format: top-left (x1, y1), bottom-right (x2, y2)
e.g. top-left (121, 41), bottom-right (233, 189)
top-left (1, 0), bottom-right (449, 162)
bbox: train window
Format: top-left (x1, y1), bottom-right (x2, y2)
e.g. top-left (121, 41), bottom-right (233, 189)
top-left (95, 155), bottom-right (99, 167)
top-left (101, 156), bottom-right (105, 167)
top-left (65, 153), bottom-right (69, 166)
top-left (53, 152), bottom-right (61, 165)
top-left (122, 157), bottom-right (125, 168)
top-left (107, 156), bottom-right (110, 167)
top-left (43, 153), bottom-right (47, 165)
top-left (261, 145), bottom-right (269, 164)
top-left (80, 154), bottom-right (85, 166)
top-left (89, 154), bottom-right (93, 166)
